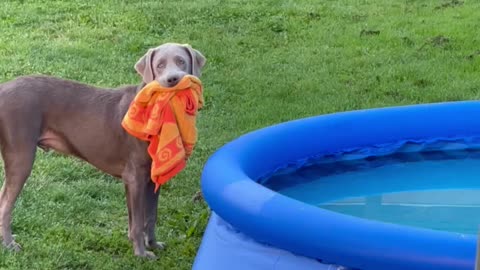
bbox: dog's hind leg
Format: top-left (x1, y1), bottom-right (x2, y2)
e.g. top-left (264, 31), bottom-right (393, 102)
top-left (0, 109), bottom-right (39, 251)
top-left (0, 143), bottom-right (36, 251)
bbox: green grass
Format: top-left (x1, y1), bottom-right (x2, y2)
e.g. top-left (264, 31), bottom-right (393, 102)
top-left (0, 0), bottom-right (479, 269)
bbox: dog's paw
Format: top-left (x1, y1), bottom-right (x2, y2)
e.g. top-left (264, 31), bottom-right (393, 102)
top-left (146, 240), bottom-right (166, 250)
top-left (145, 250), bottom-right (157, 260)
top-left (136, 250), bottom-right (157, 260)
top-left (135, 250), bottom-right (157, 260)
top-left (3, 240), bottom-right (21, 252)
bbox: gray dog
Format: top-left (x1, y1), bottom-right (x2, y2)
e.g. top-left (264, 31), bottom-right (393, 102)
top-left (0, 43), bottom-right (206, 259)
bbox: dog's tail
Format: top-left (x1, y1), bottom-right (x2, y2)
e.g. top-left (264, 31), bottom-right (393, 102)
top-left (0, 81), bottom-right (8, 151)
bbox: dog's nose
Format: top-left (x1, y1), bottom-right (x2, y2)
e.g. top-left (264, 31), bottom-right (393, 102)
top-left (167, 75), bottom-right (179, 86)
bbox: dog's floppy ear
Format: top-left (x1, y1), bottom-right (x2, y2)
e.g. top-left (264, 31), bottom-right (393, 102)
top-left (135, 48), bottom-right (156, 84)
top-left (182, 44), bottom-right (206, 77)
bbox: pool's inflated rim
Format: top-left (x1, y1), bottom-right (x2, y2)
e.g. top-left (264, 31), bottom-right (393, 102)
top-left (201, 101), bottom-right (480, 270)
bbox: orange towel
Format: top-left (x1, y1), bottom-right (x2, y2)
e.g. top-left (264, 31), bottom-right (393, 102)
top-left (121, 75), bottom-right (203, 192)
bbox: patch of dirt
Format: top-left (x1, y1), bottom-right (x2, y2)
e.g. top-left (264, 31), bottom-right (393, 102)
top-left (360, 29), bottom-right (380, 37)
top-left (435, 0), bottom-right (464, 10)
top-left (192, 190), bottom-right (203, 202)
top-left (431, 35), bottom-right (450, 46)
top-left (351, 14), bottom-right (368, 22)
top-left (401, 36), bottom-right (414, 46)
top-left (307, 12), bottom-right (321, 20)
top-left (414, 79), bottom-right (430, 88)
top-left (466, 50), bottom-right (480, 60)
top-left (418, 35), bottom-right (450, 50)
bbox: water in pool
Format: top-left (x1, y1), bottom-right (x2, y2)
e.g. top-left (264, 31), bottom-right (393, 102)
top-left (263, 149), bottom-right (480, 235)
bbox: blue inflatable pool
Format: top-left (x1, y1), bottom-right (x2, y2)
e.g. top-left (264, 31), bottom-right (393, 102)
top-left (193, 101), bottom-right (480, 270)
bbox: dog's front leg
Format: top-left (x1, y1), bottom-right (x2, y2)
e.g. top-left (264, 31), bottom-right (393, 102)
top-left (124, 183), bottom-right (133, 241)
top-left (122, 168), bottom-right (156, 259)
top-left (144, 179), bottom-right (165, 250)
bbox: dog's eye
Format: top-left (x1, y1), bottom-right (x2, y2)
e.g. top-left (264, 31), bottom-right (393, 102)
top-left (177, 58), bottom-right (185, 65)
top-left (157, 63), bottom-right (166, 69)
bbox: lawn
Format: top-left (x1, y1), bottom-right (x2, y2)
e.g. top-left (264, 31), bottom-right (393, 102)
top-left (0, 0), bottom-right (479, 269)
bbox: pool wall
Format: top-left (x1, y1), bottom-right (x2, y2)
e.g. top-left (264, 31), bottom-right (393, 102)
top-left (193, 213), bottom-right (344, 270)
top-left (197, 101), bottom-right (480, 270)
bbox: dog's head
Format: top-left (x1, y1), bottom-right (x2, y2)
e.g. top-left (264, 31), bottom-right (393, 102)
top-left (135, 43), bottom-right (206, 87)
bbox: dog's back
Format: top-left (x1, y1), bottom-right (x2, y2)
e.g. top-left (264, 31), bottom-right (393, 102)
top-left (0, 75), bottom-right (143, 177)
